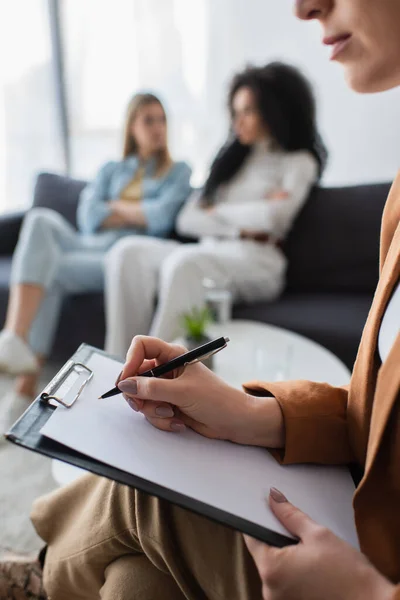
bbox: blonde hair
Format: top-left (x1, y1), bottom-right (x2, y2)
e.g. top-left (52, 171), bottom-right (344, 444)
top-left (123, 93), bottom-right (172, 177)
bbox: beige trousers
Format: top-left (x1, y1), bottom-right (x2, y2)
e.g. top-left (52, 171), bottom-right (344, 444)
top-left (31, 474), bottom-right (262, 600)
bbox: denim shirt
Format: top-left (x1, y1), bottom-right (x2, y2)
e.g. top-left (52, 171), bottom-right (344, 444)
top-left (77, 156), bottom-right (192, 237)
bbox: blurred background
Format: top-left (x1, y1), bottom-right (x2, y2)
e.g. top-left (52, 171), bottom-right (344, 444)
top-left (1, 0), bottom-right (400, 213)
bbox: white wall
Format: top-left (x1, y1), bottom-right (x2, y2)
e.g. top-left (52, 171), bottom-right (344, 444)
top-left (62, 0), bottom-right (400, 188)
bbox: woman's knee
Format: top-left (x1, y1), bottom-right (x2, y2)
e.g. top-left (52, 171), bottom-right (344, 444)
top-left (161, 246), bottom-right (206, 286)
top-left (100, 555), bottom-right (184, 600)
top-left (20, 207), bottom-right (63, 241)
top-left (105, 237), bottom-right (147, 273)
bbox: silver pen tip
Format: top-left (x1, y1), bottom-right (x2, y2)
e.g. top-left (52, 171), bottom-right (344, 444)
top-left (224, 337), bottom-right (230, 343)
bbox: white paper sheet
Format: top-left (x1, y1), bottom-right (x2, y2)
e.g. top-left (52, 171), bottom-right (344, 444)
top-left (41, 352), bottom-right (359, 547)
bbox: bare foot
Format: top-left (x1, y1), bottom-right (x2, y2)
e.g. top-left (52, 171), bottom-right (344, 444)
top-left (0, 552), bottom-right (46, 599)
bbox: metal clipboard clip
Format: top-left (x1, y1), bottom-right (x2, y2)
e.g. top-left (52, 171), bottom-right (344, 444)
top-left (40, 360), bottom-right (94, 409)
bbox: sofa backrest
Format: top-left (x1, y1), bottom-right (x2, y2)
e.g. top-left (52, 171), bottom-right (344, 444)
top-left (33, 172), bottom-right (87, 229)
top-left (283, 182), bottom-right (391, 294)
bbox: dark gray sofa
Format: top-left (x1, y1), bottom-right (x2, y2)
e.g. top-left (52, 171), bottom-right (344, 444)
top-left (0, 172), bottom-right (390, 369)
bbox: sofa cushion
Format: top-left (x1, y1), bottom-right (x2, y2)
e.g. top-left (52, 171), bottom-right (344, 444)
top-left (0, 257), bottom-right (12, 291)
top-left (233, 292), bottom-right (373, 370)
top-left (284, 182), bottom-right (391, 294)
top-left (0, 212), bottom-right (24, 256)
top-left (0, 259), bottom-right (11, 336)
top-left (33, 172), bottom-right (87, 229)
top-left (51, 293), bottom-right (106, 362)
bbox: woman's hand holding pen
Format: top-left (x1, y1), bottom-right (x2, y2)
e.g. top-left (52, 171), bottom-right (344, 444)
top-left (118, 335), bottom-right (285, 448)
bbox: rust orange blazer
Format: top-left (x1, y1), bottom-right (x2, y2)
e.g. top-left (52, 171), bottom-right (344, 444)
top-left (245, 174), bottom-right (400, 586)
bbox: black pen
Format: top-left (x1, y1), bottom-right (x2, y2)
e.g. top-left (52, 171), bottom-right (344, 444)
top-left (98, 336), bottom-right (230, 399)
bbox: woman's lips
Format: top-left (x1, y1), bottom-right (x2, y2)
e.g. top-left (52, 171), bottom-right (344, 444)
top-left (323, 34), bottom-right (352, 60)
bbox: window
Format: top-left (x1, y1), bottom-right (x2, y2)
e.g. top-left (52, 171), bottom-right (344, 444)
top-left (0, 0), bottom-right (63, 212)
top-left (61, 0), bottom-right (224, 186)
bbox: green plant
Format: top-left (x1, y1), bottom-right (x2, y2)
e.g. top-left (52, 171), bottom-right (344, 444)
top-left (181, 306), bottom-right (213, 340)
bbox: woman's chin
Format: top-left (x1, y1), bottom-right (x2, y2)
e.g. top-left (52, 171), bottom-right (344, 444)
top-left (345, 64), bottom-right (400, 94)
top-left (149, 142), bottom-right (167, 153)
top-left (236, 136), bottom-right (254, 146)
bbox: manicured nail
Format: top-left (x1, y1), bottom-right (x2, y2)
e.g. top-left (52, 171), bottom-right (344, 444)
top-left (118, 379), bottom-right (138, 395)
top-left (115, 371), bottom-right (123, 386)
top-left (155, 406), bottom-right (174, 418)
top-left (127, 398), bottom-right (139, 412)
top-left (270, 487), bottom-right (288, 503)
top-left (170, 422), bottom-right (186, 433)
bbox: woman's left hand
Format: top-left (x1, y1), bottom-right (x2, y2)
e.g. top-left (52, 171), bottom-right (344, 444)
top-left (264, 189), bottom-right (289, 201)
top-left (244, 488), bottom-right (395, 600)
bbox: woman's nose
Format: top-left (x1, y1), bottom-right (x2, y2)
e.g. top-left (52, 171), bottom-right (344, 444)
top-left (294, 0), bottom-right (332, 21)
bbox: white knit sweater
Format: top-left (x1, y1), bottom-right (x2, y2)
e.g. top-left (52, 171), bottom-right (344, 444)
top-left (177, 143), bottom-right (318, 241)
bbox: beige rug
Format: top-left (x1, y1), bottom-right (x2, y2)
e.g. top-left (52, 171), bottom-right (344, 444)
top-left (0, 367), bottom-right (59, 557)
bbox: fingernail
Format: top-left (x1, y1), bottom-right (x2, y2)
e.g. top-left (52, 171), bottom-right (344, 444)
top-left (155, 406), bottom-right (174, 418)
top-left (270, 487), bottom-right (288, 503)
top-left (118, 379), bottom-right (138, 395)
top-left (115, 371), bottom-right (123, 386)
top-left (127, 398), bottom-right (139, 412)
top-left (170, 422), bottom-right (186, 433)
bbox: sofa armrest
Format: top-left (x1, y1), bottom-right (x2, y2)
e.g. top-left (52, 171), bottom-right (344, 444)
top-left (0, 210), bottom-right (26, 256)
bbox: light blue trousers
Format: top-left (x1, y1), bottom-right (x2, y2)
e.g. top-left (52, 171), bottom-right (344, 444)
top-left (10, 208), bottom-right (128, 356)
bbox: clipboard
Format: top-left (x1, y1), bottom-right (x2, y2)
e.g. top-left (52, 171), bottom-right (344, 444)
top-left (5, 343), bottom-right (297, 548)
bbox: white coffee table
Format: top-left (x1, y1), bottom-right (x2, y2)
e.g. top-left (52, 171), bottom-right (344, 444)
top-left (52, 320), bottom-right (350, 486)
top-left (209, 319), bottom-right (351, 389)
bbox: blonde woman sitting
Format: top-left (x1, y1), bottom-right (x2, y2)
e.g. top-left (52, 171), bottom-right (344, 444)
top-left (0, 92), bottom-right (191, 431)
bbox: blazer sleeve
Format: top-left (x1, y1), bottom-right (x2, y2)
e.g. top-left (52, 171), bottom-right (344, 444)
top-left (77, 161), bottom-right (115, 234)
top-left (176, 189), bottom-right (240, 239)
top-left (243, 379), bottom-right (354, 465)
top-left (393, 586), bottom-right (400, 599)
top-left (213, 152), bottom-right (318, 236)
top-left (141, 162), bottom-right (192, 237)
